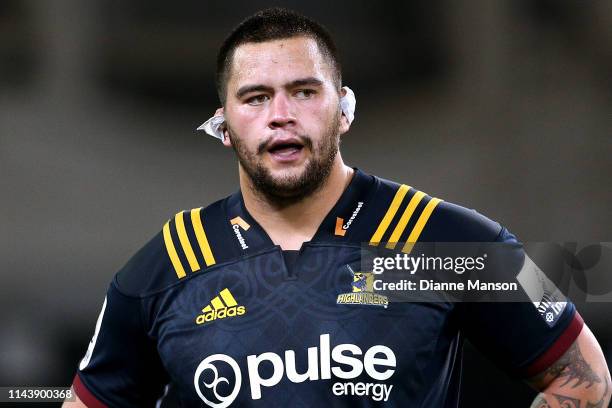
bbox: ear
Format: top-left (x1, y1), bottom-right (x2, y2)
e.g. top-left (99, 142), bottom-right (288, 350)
top-left (339, 88), bottom-right (350, 135)
top-left (215, 107), bottom-right (232, 148)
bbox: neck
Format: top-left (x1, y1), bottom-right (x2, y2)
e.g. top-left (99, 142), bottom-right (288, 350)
top-left (239, 156), bottom-right (354, 250)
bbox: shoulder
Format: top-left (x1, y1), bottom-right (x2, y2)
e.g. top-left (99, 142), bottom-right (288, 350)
top-left (115, 198), bottom-right (229, 296)
top-left (420, 200), bottom-right (505, 242)
top-left (368, 175), bottom-right (512, 244)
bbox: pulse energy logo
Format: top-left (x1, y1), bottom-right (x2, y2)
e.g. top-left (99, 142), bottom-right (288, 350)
top-left (193, 334), bottom-right (395, 406)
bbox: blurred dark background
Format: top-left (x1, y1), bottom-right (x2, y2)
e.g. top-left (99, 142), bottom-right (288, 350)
top-left (1, 0), bottom-right (611, 406)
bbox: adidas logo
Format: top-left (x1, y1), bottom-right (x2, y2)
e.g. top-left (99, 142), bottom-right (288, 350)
top-left (196, 288), bottom-right (246, 325)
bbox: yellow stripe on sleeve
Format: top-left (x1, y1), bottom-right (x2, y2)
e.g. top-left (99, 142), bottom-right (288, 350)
top-left (386, 191), bottom-right (426, 249)
top-left (175, 211), bottom-right (200, 272)
top-left (191, 208), bottom-right (216, 267)
top-left (402, 198), bottom-right (442, 253)
top-left (370, 184), bottom-right (410, 245)
top-left (163, 221), bottom-right (186, 278)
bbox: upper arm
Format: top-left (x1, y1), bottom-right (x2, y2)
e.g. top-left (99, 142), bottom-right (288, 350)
top-left (526, 324), bottom-right (611, 407)
top-left (62, 388), bottom-right (87, 408)
top-left (70, 282), bottom-right (168, 407)
top-left (460, 233), bottom-right (585, 376)
top-left (526, 324), bottom-right (609, 390)
top-left (461, 301), bottom-right (584, 376)
top-left (68, 224), bottom-right (183, 407)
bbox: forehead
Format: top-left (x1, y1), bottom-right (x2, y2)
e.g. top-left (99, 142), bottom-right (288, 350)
top-left (228, 36), bottom-right (332, 90)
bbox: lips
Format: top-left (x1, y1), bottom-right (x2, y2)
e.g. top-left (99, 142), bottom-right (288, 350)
top-left (265, 136), bottom-right (305, 162)
top-left (266, 137), bottom-right (304, 154)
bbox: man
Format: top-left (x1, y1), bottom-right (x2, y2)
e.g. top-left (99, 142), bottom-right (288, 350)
top-left (66, 8), bottom-right (610, 407)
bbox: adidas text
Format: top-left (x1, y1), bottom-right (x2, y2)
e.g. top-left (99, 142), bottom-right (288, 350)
top-left (196, 306), bottom-right (246, 324)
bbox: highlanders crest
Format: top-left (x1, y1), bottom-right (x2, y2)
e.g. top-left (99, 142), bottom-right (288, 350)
top-left (337, 266), bottom-right (388, 308)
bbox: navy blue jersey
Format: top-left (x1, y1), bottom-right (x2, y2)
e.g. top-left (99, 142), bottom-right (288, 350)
top-left (73, 169), bottom-right (583, 407)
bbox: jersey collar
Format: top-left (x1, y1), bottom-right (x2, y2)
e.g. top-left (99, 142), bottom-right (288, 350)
top-left (224, 168), bottom-right (376, 255)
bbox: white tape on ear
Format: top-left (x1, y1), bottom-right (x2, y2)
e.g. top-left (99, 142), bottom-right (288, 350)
top-left (196, 115), bottom-right (225, 141)
top-left (340, 86), bottom-right (356, 124)
top-left (197, 86), bottom-right (356, 142)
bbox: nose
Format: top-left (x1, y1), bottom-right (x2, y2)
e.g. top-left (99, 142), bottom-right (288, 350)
top-left (268, 93), bottom-right (296, 129)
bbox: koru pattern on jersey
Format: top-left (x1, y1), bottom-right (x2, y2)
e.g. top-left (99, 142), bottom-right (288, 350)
top-left (73, 169), bottom-right (583, 408)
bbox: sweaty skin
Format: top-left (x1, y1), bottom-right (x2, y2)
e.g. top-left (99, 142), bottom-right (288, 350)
top-left (63, 35), bottom-right (611, 408)
top-left (220, 36), bottom-right (352, 250)
top-left (528, 325), bottom-right (611, 408)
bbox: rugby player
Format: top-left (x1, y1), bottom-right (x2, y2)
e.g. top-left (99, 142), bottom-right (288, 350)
top-left (65, 8), bottom-right (610, 407)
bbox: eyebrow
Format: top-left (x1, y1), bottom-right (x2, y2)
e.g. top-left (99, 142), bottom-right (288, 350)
top-left (235, 77), bottom-right (324, 99)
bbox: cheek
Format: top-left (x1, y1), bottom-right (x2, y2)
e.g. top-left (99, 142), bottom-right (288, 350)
top-left (229, 108), bottom-right (260, 131)
top-left (299, 99), bottom-right (333, 124)
top-left (226, 110), bottom-right (261, 144)
top-left (310, 102), bottom-right (340, 134)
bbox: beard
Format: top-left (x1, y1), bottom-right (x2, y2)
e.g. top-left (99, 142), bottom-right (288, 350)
top-left (227, 110), bottom-right (341, 207)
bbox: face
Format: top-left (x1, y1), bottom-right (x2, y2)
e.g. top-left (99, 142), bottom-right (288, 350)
top-left (222, 36), bottom-right (349, 203)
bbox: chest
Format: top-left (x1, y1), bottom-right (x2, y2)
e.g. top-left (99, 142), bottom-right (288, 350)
top-left (148, 246), bottom-right (458, 405)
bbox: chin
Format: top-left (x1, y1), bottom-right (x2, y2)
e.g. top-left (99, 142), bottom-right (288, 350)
top-left (266, 161), bottom-right (308, 178)
top-left (269, 170), bottom-right (307, 188)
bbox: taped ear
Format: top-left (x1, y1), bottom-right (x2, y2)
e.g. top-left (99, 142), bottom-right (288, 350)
top-left (197, 86), bottom-right (356, 143)
top-left (197, 114), bottom-right (225, 141)
top-left (339, 86), bottom-right (356, 124)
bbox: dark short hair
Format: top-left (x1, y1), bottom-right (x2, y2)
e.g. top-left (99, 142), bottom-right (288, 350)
top-left (216, 7), bottom-right (342, 105)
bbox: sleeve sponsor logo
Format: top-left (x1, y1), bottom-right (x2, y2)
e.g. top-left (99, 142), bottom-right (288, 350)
top-left (535, 291), bottom-right (567, 327)
top-left (516, 254), bottom-right (568, 326)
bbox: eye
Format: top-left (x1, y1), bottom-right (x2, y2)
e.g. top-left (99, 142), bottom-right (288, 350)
top-left (246, 94), bottom-right (269, 106)
top-left (295, 89), bottom-right (316, 99)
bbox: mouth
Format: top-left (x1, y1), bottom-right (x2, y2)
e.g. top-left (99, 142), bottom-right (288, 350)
top-left (266, 137), bottom-right (305, 161)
